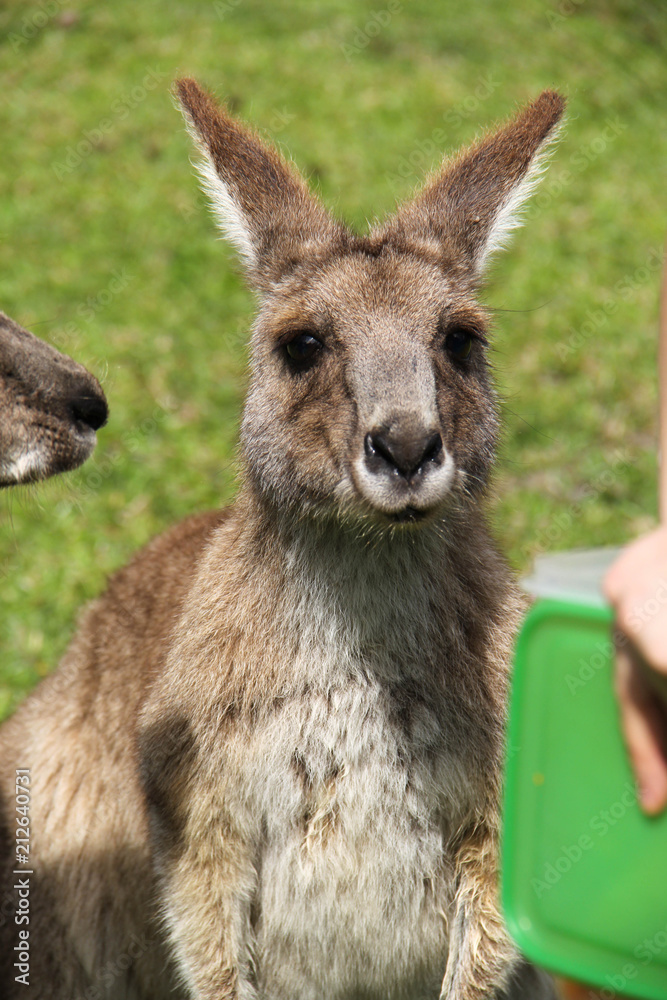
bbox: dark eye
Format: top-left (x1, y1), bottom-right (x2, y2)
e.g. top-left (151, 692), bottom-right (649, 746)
top-left (283, 332), bottom-right (323, 369)
top-left (444, 327), bottom-right (474, 362)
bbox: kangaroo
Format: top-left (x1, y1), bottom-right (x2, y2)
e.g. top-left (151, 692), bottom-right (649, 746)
top-left (0, 81), bottom-right (565, 999)
top-left (0, 311), bottom-right (107, 486)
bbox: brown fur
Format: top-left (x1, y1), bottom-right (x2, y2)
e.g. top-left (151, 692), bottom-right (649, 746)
top-left (0, 311), bottom-right (107, 485)
top-left (0, 82), bottom-right (565, 999)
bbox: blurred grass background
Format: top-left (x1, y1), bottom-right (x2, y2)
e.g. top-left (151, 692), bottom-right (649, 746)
top-left (0, 0), bottom-right (665, 716)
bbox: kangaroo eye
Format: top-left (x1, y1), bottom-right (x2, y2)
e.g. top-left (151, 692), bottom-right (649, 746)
top-left (444, 328), bottom-right (474, 362)
top-left (284, 333), bottom-right (323, 368)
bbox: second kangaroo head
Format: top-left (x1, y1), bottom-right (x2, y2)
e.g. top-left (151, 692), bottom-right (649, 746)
top-left (177, 80), bottom-right (564, 530)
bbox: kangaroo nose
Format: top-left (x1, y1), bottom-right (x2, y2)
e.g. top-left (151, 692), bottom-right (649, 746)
top-left (364, 426), bottom-right (443, 480)
top-left (68, 381), bottom-right (108, 432)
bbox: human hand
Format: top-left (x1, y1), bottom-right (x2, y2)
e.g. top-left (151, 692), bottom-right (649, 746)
top-left (603, 525), bottom-right (667, 814)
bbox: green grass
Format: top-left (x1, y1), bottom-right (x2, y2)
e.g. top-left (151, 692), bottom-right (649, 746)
top-left (1, 0), bottom-right (665, 716)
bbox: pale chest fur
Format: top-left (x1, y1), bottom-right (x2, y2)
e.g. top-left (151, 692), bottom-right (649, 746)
top-left (154, 520), bottom-right (512, 999)
top-left (231, 571), bottom-right (497, 998)
top-left (242, 667), bottom-right (479, 1000)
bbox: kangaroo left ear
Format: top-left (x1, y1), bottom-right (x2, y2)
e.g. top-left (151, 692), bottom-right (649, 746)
top-left (385, 91), bottom-right (566, 280)
top-left (175, 78), bottom-right (346, 292)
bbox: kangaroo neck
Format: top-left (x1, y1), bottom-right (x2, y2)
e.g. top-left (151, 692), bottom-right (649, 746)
top-left (230, 483), bottom-right (471, 654)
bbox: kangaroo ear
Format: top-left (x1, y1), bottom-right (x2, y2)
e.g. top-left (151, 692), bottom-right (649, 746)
top-left (175, 78), bottom-right (344, 290)
top-left (386, 91), bottom-right (566, 280)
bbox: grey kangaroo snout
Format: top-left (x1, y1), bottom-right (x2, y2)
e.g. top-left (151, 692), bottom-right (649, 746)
top-left (0, 311), bottom-right (108, 485)
top-left (68, 381), bottom-right (108, 432)
top-left (364, 424), bottom-right (443, 482)
top-left (354, 408), bottom-right (454, 517)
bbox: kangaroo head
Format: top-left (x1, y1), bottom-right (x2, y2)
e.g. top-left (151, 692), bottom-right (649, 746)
top-left (177, 80), bottom-right (564, 529)
top-left (0, 313), bottom-right (108, 486)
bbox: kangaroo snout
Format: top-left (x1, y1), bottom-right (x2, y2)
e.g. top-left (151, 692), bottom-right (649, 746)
top-left (364, 423), bottom-right (443, 482)
top-left (0, 311), bottom-right (108, 486)
top-left (67, 380), bottom-right (109, 433)
top-left (354, 412), bottom-right (455, 519)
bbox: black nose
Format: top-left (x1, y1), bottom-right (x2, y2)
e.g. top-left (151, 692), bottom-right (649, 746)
top-left (364, 426), bottom-right (443, 480)
top-left (68, 382), bottom-right (108, 432)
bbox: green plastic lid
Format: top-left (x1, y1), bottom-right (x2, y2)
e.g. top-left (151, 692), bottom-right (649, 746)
top-left (502, 554), bottom-right (667, 998)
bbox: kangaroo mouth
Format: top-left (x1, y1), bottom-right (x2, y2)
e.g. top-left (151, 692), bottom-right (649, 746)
top-left (389, 506), bottom-right (427, 525)
top-left (351, 442), bottom-right (457, 525)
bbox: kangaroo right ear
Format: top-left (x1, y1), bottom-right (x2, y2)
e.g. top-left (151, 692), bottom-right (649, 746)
top-left (175, 79), bottom-right (344, 290)
top-left (386, 90), bottom-right (566, 281)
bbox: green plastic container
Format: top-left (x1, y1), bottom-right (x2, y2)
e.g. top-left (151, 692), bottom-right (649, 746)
top-left (502, 549), bottom-right (667, 999)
